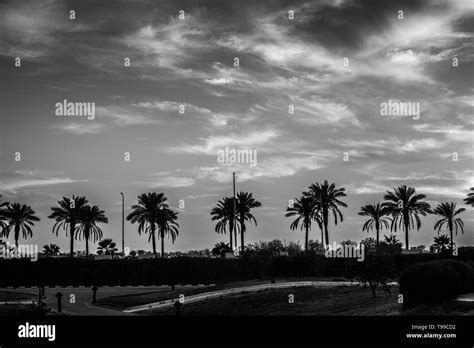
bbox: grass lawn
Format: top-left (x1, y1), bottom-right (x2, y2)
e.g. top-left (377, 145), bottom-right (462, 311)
top-left (147, 285), bottom-right (401, 316)
top-left (0, 290), bottom-right (36, 302)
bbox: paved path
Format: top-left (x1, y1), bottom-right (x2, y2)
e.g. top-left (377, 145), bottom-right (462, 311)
top-left (123, 281), bottom-right (357, 313)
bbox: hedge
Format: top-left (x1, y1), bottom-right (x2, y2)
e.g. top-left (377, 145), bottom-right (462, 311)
top-left (399, 259), bottom-right (474, 308)
top-left (0, 249), bottom-right (472, 287)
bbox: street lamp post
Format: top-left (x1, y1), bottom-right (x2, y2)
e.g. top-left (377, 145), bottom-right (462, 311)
top-left (120, 192), bottom-right (124, 256)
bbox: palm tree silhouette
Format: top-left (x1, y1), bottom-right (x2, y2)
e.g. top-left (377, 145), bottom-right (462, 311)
top-left (430, 234), bottom-right (450, 253)
top-left (76, 205), bottom-right (108, 256)
top-left (97, 238), bottom-right (118, 256)
top-left (285, 196), bottom-right (314, 251)
top-left (42, 244), bottom-right (60, 256)
top-left (464, 188), bottom-right (474, 207)
top-left (305, 180), bottom-right (347, 246)
top-left (157, 206), bottom-right (179, 258)
top-left (432, 202), bottom-right (465, 252)
top-left (1, 203), bottom-right (40, 247)
top-left (127, 192), bottom-right (168, 259)
top-left (211, 197), bottom-right (239, 250)
top-left (383, 185), bottom-right (431, 250)
top-left (49, 196), bottom-right (88, 256)
top-left (358, 203), bottom-right (391, 245)
top-left (236, 191), bottom-right (261, 253)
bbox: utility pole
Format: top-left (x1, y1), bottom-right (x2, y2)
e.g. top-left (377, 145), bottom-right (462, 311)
top-left (232, 172), bottom-right (236, 252)
top-left (120, 192), bottom-right (124, 256)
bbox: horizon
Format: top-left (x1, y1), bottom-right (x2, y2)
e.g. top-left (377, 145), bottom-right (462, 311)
top-left (1, 0), bottom-right (473, 253)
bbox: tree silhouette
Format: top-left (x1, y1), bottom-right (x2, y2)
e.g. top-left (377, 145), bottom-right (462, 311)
top-left (76, 205), bottom-right (108, 256)
top-left (432, 202), bottom-right (465, 252)
top-left (430, 234), bottom-right (451, 253)
top-left (97, 238), bottom-right (118, 256)
top-left (285, 196), bottom-right (314, 251)
top-left (236, 192), bottom-right (261, 253)
top-left (305, 180), bottom-right (347, 246)
top-left (464, 188), bottom-right (474, 207)
top-left (211, 197), bottom-right (239, 250)
top-left (49, 196), bottom-right (88, 256)
top-left (157, 206), bottom-right (179, 258)
top-left (358, 203), bottom-right (391, 245)
top-left (383, 186), bottom-right (431, 250)
top-left (42, 244), bottom-right (60, 256)
top-left (127, 192), bottom-right (172, 259)
top-left (1, 203), bottom-right (40, 247)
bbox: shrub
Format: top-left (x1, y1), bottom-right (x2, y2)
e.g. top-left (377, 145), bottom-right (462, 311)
top-left (399, 259), bottom-right (474, 308)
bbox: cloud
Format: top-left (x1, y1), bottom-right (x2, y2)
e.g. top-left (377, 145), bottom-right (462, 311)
top-left (0, 170), bottom-right (86, 194)
top-left (166, 130), bottom-right (280, 155)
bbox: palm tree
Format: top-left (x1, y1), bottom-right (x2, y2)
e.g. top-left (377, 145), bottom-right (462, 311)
top-left (97, 238), bottom-right (118, 255)
top-left (383, 185), bottom-right (431, 250)
top-left (464, 188), bottom-right (474, 207)
top-left (42, 244), bottom-right (60, 256)
top-left (285, 196), bottom-right (314, 251)
top-left (236, 191), bottom-right (261, 253)
top-left (76, 205), bottom-right (108, 256)
top-left (157, 206), bottom-right (179, 259)
top-left (305, 180), bottom-right (347, 246)
top-left (127, 192), bottom-right (167, 259)
top-left (432, 202), bottom-right (465, 251)
top-left (49, 196), bottom-right (88, 256)
top-left (211, 197), bottom-right (239, 250)
top-left (1, 203), bottom-right (40, 247)
top-left (358, 203), bottom-right (391, 245)
top-left (430, 235), bottom-right (450, 253)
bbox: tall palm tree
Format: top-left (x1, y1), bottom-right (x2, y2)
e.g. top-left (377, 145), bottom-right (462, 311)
top-left (211, 197), bottom-right (240, 250)
top-left (157, 206), bottom-right (179, 259)
top-left (97, 238), bottom-right (118, 255)
top-left (42, 244), bottom-right (60, 256)
top-left (1, 203), bottom-right (40, 247)
top-left (464, 188), bottom-right (474, 207)
top-left (358, 203), bottom-right (391, 245)
top-left (432, 202), bottom-right (465, 251)
top-left (76, 205), bottom-right (108, 256)
top-left (236, 191), bottom-right (261, 253)
top-left (49, 196), bottom-right (88, 256)
top-left (126, 192), bottom-right (167, 259)
top-left (383, 185), bottom-right (431, 250)
top-left (305, 180), bottom-right (347, 246)
top-left (285, 196), bottom-right (314, 251)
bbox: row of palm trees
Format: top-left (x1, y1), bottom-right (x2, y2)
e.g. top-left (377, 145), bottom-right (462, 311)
top-left (285, 183), bottom-right (473, 252)
top-left (0, 185), bottom-right (473, 257)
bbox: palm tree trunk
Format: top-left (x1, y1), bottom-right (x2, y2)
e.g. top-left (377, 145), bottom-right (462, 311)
top-left (375, 221), bottom-right (380, 245)
top-left (151, 226), bottom-right (157, 259)
top-left (161, 230), bottom-right (165, 259)
top-left (14, 224), bottom-right (19, 248)
top-left (404, 222), bottom-right (409, 250)
top-left (85, 237), bottom-right (89, 256)
top-left (320, 227), bottom-right (324, 246)
top-left (304, 225), bottom-right (309, 252)
top-left (70, 220), bottom-right (75, 257)
top-left (323, 208), bottom-right (329, 246)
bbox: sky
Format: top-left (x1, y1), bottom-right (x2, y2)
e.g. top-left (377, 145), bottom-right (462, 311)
top-left (0, 0), bottom-right (473, 254)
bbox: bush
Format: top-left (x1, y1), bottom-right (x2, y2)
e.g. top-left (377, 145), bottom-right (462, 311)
top-left (399, 259), bottom-right (474, 308)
